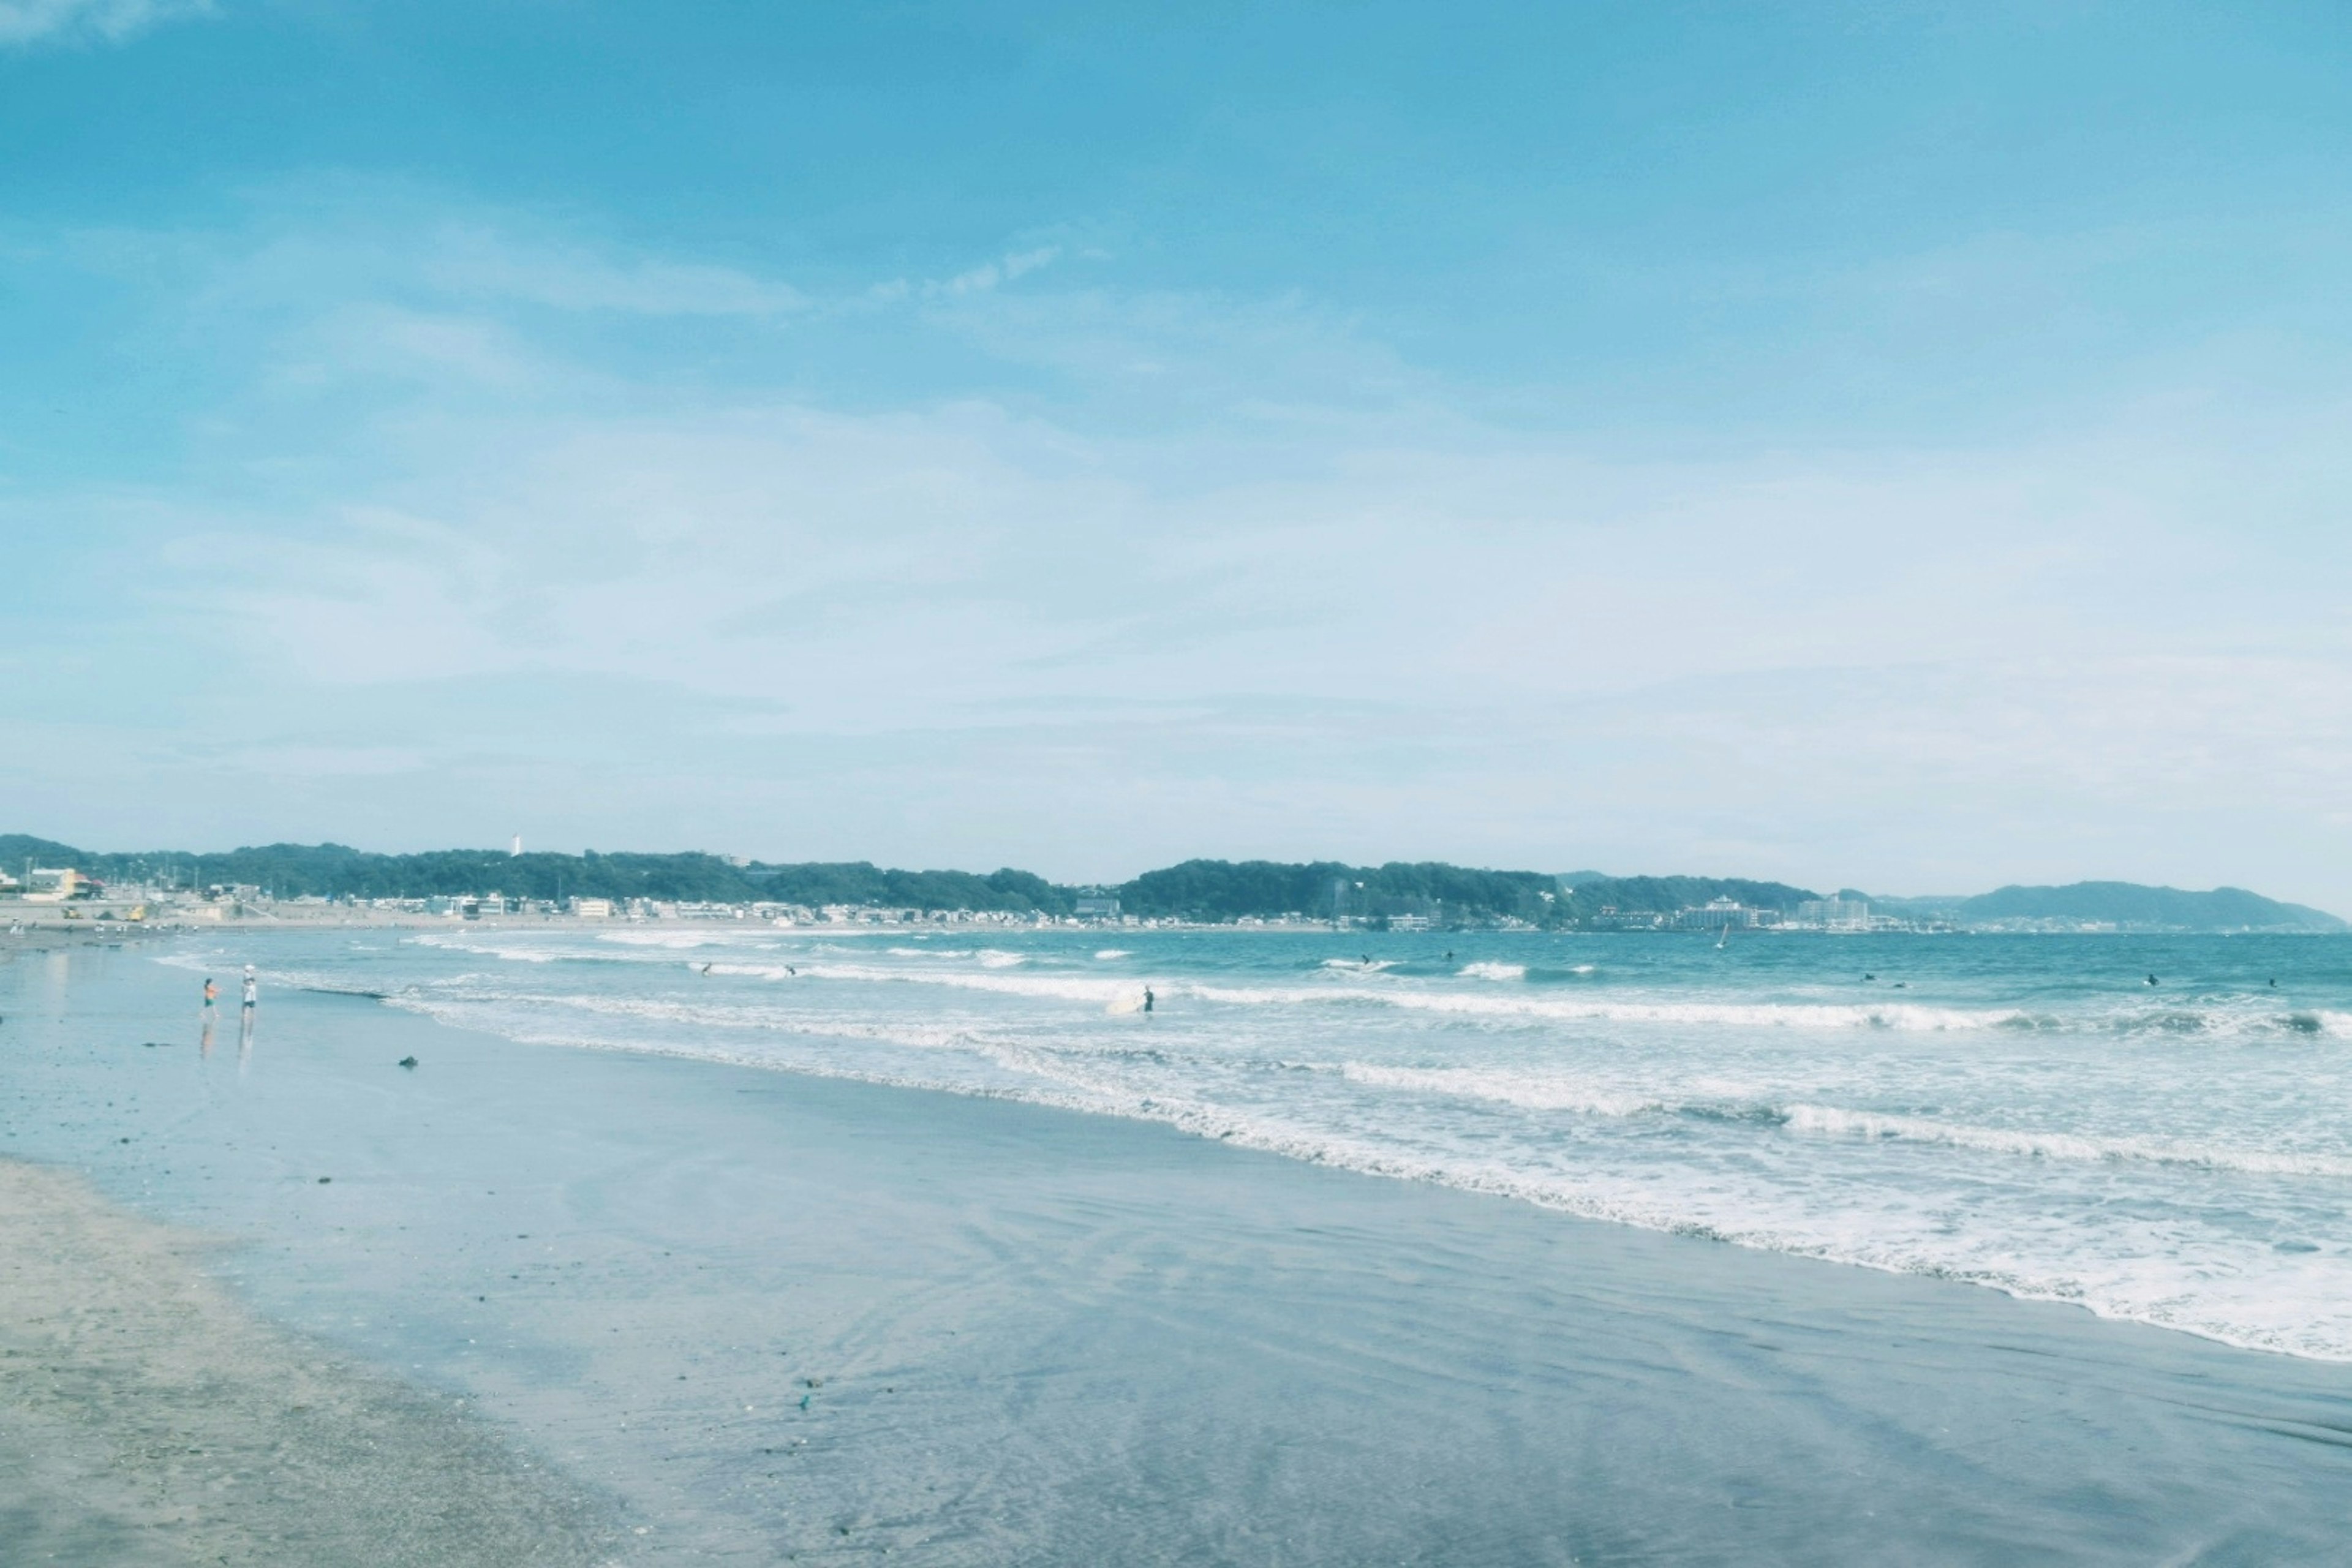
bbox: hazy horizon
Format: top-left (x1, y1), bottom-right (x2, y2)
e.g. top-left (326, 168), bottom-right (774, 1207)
top-left (7, 4), bottom-right (2351, 909)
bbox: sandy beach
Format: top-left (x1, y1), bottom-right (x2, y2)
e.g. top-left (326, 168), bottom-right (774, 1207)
top-left (0, 1155), bottom-right (617, 1566)
top-left (6, 939), bottom-right (2352, 1564)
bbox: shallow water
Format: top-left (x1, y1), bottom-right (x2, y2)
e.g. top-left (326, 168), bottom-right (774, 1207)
top-left (172, 922), bottom-right (2352, 1360)
top-left (7, 939), bottom-right (2352, 1564)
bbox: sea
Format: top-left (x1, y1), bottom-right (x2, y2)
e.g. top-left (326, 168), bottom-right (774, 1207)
top-left (178, 921), bottom-right (2352, 1364)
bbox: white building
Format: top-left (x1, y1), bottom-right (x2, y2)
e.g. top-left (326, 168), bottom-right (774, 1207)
top-left (1795, 897), bottom-right (1870, 930)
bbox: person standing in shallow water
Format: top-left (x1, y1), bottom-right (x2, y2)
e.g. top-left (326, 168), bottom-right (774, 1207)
top-left (241, 966), bottom-right (258, 1010)
top-left (1144, 987), bottom-right (1155, 1014)
top-left (202, 978), bottom-right (217, 1010)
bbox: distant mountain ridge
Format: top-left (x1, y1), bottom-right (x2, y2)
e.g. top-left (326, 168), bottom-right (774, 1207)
top-left (1, 835), bottom-right (2341, 930)
top-left (1950, 881), bottom-right (2346, 932)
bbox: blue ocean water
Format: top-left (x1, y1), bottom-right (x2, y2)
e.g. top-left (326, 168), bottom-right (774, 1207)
top-left (172, 923), bottom-right (2352, 1360)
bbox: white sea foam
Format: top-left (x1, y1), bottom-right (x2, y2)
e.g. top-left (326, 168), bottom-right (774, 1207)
top-left (1334, 1065), bottom-right (2352, 1178)
top-left (594, 929), bottom-right (760, 949)
top-left (1340, 1063), bottom-right (1665, 1118)
top-left (402, 934), bottom-right (568, 962)
top-left (390, 935), bottom-right (2352, 1041)
top-left (744, 960), bottom-right (2034, 1030)
top-left (1095, 949), bottom-right (1131, 960)
top-left (1777, 1103), bottom-right (2352, 1177)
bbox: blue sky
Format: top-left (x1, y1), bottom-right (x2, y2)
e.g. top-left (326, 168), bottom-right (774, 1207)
top-left (4, 1), bottom-right (2351, 904)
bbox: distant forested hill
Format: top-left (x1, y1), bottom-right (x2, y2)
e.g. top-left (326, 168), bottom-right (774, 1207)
top-left (0, 838), bottom-right (1065, 913)
top-left (1956, 882), bottom-right (2346, 932)
top-left (1115, 859), bottom-right (1565, 922)
top-left (1114, 862), bottom-right (1823, 924)
top-left (744, 864), bottom-right (1065, 914)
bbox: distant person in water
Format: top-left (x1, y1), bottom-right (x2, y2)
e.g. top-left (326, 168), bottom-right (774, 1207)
top-left (2146, 974), bottom-right (2159, 987)
top-left (241, 966), bottom-right (258, 1009)
top-left (202, 978), bottom-right (217, 1009)
top-left (1143, 987), bottom-right (1155, 1014)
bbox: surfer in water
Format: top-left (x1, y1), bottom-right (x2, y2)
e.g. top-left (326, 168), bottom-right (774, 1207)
top-left (1143, 987), bottom-right (1155, 1014)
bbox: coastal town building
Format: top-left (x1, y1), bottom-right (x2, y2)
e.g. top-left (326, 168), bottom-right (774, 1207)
top-left (1794, 897), bottom-right (1871, 930)
top-left (23, 868), bottom-right (87, 903)
top-left (1674, 897), bottom-right (1776, 930)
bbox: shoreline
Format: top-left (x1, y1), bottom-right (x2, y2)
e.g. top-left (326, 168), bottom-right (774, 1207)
top-left (9, 941), bottom-right (2352, 1562)
top-left (0, 1153), bottom-right (620, 1567)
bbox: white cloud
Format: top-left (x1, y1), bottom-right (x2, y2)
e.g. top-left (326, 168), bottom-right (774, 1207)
top-left (0, 0), bottom-right (208, 46)
top-left (417, 225), bottom-right (807, 317)
top-left (883, 245), bottom-right (1066, 301)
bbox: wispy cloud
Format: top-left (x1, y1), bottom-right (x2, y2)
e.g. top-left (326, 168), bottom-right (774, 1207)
top-left (417, 225), bottom-right (807, 317)
top-left (932, 246), bottom-right (1061, 297)
top-left (865, 245), bottom-right (1066, 306)
top-left (0, 0), bottom-right (209, 47)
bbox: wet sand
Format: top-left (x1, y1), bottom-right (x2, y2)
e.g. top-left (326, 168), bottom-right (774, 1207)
top-left (0, 1156), bottom-right (619, 1567)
